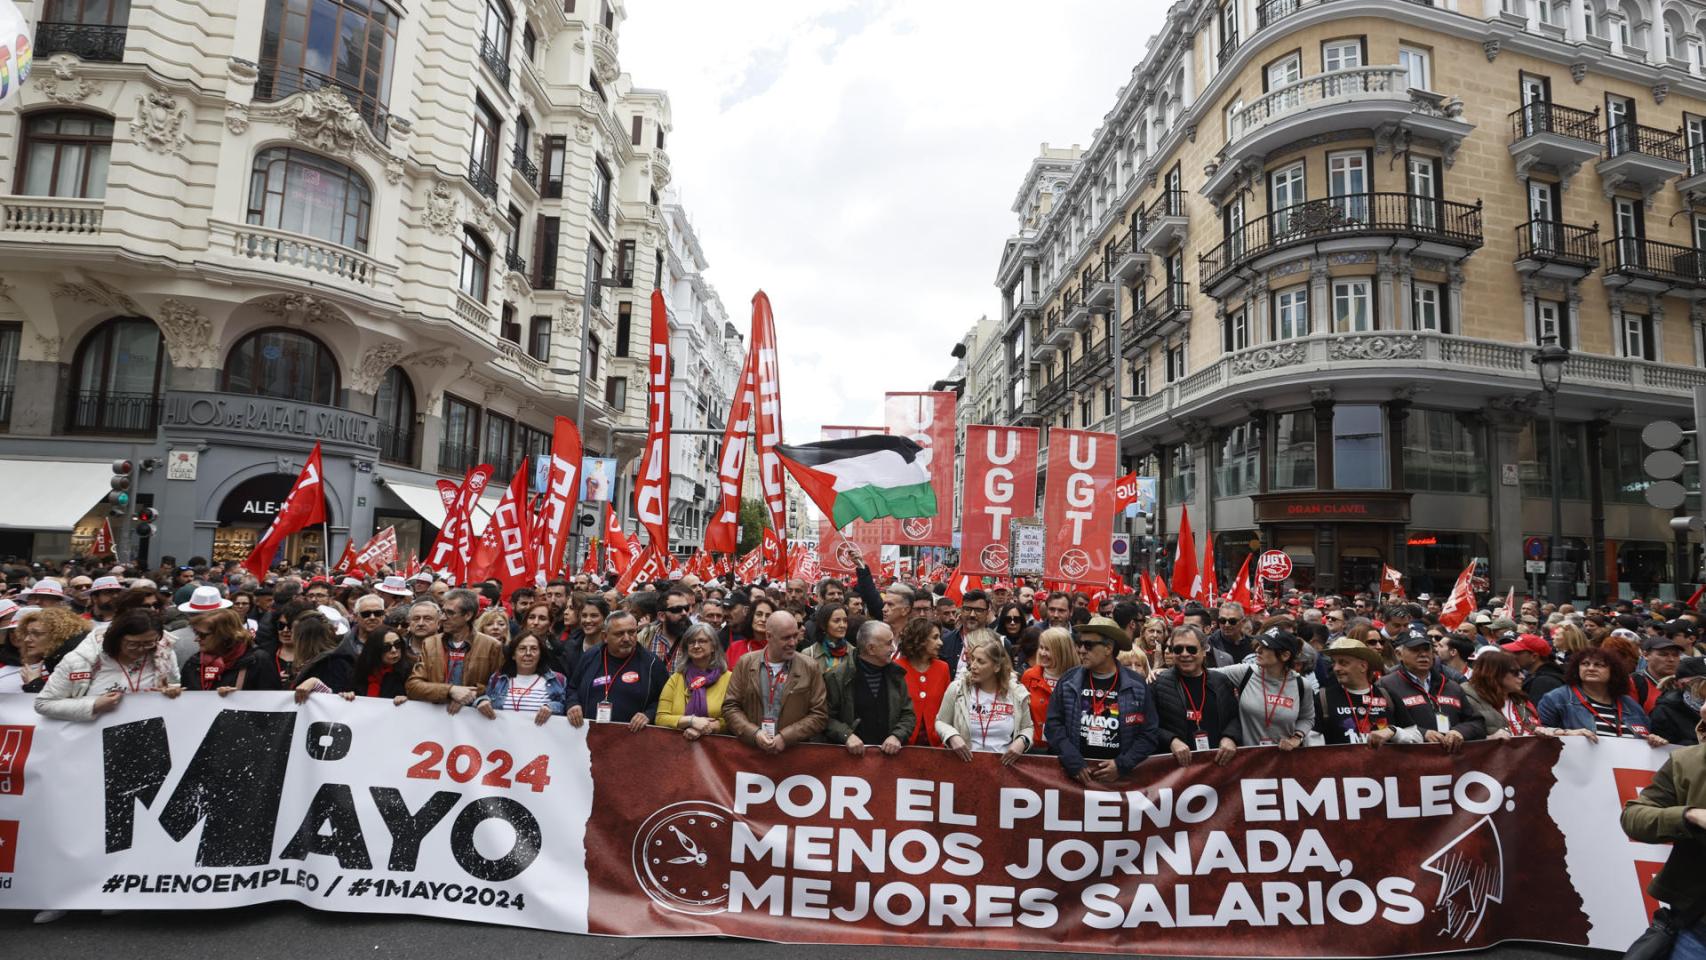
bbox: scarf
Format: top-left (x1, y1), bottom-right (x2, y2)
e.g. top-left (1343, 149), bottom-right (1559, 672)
top-left (684, 664), bottom-right (724, 718)
top-left (200, 641), bottom-right (249, 690)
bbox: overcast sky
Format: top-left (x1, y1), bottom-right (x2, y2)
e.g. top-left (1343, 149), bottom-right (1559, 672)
top-left (621, 0), bottom-right (1167, 440)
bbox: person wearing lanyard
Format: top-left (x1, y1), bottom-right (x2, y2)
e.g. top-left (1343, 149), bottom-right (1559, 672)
top-left (1044, 617), bottom-right (1161, 786)
top-left (1461, 649), bottom-right (1566, 739)
top-left (1317, 637), bottom-right (1395, 747)
top-left (405, 590), bottom-right (504, 714)
top-left (1215, 628), bottom-right (1316, 750)
top-left (722, 610), bottom-right (828, 753)
top-left (565, 611), bottom-right (666, 730)
top-left (1021, 627), bottom-right (1077, 751)
top-left (1375, 626), bottom-right (1486, 752)
top-left (935, 639), bottom-right (1032, 764)
top-left (822, 620), bottom-right (915, 756)
top-left (34, 610), bottom-right (183, 721)
top-left (1536, 647), bottom-right (1669, 747)
top-left (657, 624), bottom-right (732, 741)
top-left (476, 635), bottom-right (566, 726)
top-left (1153, 625), bottom-right (1241, 765)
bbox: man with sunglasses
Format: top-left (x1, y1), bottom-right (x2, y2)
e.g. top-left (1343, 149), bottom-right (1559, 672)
top-left (351, 593), bottom-right (388, 646)
top-left (1152, 624), bottom-right (1240, 767)
top-left (1044, 617), bottom-right (1160, 786)
top-left (640, 586), bottom-right (695, 662)
top-left (1208, 602), bottom-right (1254, 662)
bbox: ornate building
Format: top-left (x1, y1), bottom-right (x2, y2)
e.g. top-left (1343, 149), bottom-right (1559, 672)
top-left (987, 0), bottom-right (1706, 600)
top-left (0, 0), bottom-right (698, 566)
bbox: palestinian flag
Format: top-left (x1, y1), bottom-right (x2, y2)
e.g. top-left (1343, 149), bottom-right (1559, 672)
top-left (776, 436), bottom-right (937, 528)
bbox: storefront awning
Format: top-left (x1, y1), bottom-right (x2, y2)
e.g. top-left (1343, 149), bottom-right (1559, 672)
top-left (384, 481), bottom-right (506, 535)
top-left (0, 460), bottom-right (117, 531)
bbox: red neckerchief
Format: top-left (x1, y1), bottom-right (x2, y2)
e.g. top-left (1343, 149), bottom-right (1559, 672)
top-left (200, 641), bottom-right (249, 689)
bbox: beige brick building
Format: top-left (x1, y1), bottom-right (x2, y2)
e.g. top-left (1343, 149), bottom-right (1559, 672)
top-left (991, 0), bottom-right (1706, 601)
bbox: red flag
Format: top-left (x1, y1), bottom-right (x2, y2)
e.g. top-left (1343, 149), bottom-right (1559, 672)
top-left (537, 416), bottom-right (584, 582)
top-left (761, 527), bottom-right (786, 579)
top-left (616, 544), bottom-right (664, 594)
top-left (242, 444), bottom-right (326, 580)
top-left (1687, 583), bottom-right (1705, 609)
top-left (944, 566), bottom-right (977, 604)
top-left (1382, 564), bottom-right (1406, 599)
top-left (405, 555), bottom-right (421, 578)
top-left (1112, 472), bottom-right (1139, 513)
top-left (751, 292), bottom-right (787, 573)
top-left (1438, 560), bottom-right (1478, 630)
top-left (1503, 584), bottom-right (1517, 620)
top-left (427, 465), bottom-right (494, 582)
top-left (351, 526), bottom-right (399, 576)
top-left (1043, 428), bottom-right (1116, 585)
top-left (1108, 569), bottom-right (1125, 596)
top-left (883, 392), bottom-right (956, 547)
top-left (603, 504), bottom-right (633, 575)
top-left (436, 479), bottom-right (459, 513)
top-left (581, 537), bottom-right (599, 575)
top-left (91, 518), bottom-right (114, 558)
top-left (1200, 534), bottom-right (1218, 605)
top-left (468, 465), bottom-right (532, 590)
top-left (705, 335), bottom-right (758, 554)
top-left (331, 539), bottom-right (360, 575)
top-left (633, 289), bottom-right (672, 553)
top-left (788, 544), bottom-right (821, 583)
top-left (1227, 555), bottom-right (1255, 610)
top-left (960, 425), bottom-right (1039, 578)
top-left (1170, 505), bottom-right (1199, 601)
top-left (734, 546), bottom-right (764, 583)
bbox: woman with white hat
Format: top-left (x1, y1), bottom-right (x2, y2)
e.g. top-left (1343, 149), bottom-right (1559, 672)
top-left (178, 597), bottom-right (280, 694)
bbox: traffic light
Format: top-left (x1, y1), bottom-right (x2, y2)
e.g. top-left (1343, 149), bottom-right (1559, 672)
top-left (134, 506), bottom-right (159, 540)
top-left (108, 459), bottom-right (134, 508)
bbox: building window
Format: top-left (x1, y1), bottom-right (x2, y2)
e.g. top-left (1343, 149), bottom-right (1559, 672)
top-left (586, 239), bottom-right (605, 307)
top-left (616, 301), bottom-right (632, 356)
top-left (1222, 307), bottom-right (1249, 353)
top-left (1322, 38), bottom-right (1364, 72)
top-left (16, 111), bottom-right (114, 199)
top-left (533, 215), bottom-right (559, 289)
top-left (257, 0), bottom-right (397, 129)
top-left (522, 21), bottom-right (537, 60)
top-left (1273, 286), bottom-right (1309, 340)
top-left (528, 315), bottom-right (551, 361)
top-left (591, 159), bottom-right (612, 223)
top-left (1332, 279), bottom-right (1374, 332)
top-left (1622, 312), bottom-right (1656, 360)
top-left (500, 303), bottom-right (520, 343)
top-left (1333, 404), bottom-right (1386, 489)
top-left (1131, 359), bottom-right (1148, 398)
top-left (1518, 420), bottom-right (1588, 500)
top-left (246, 147), bottom-right (372, 251)
top-left (224, 327), bottom-right (338, 406)
top-left (1536, 299), bottom-right (1569, 347)
top-left (1166, 442), bottom-right (1196, 505)
top-left (1101, 385), bottom-right (1113, 418)
top-left (542, 135), bottom-right (566, 197)
top-left (1268, 163), bottom-right (1305, 237)
top-left (1165, 343), bottom-right (1186, 382)
top-left (0, 323), bottom-right (16, 428)
top-left (1271, 411), bottom-right (1316, 491)
top-left (481, 0), bottom-right (512, 60)
top-left (587, 333), bottom-right (601, 383)
top-left (441, 395), bottom-right (481, 475)
top-left (375, 366), bottom-right (416, 464)
top-left (484, 411), bottom-right (517, 477)
top-left (1403, 409), bottom-right (1486, 494)
top-left (69, 317), bottom-right (164, 433)
top-left (1213, 422), bottom-right (1260, 498)
top-left (1399, 44), bottom-right (1431, 91)
top-left (618, 239), bottom-right (636, 285)
top-left (471, 96), bottom-right (500, 177)
top-left (1078, 398), bottom-right (1092, 428)
top-left (1412, 283), bottom-right (1446, 333)
top-left (458, 227), bottom-right (492, 301)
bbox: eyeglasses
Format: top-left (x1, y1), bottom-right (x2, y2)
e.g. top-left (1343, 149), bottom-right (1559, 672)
top-left (665, 606), bottom-right (690, 615)
top-left (1170, 645), bottom-right (1200, 655)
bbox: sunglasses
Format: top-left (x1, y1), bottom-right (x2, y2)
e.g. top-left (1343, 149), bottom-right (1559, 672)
top-left (1218, 618), bottom-right (1239, 625)
top-left (382, 641), bottom-right (402, 650)
top-left (665, 606), bottom-right (690, 615)
top-left (1074, 639), bottom-right (1106, 650)
top-left (1170, 645), bottom-right (1200, 655)
top-left (358, 610), bottom-right (385, 618)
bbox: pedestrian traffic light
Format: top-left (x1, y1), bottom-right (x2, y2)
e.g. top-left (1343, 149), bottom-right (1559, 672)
top-left (108, 459), bottom-right (134, 508)
top-left (134, 506), bottom-right (159, 540)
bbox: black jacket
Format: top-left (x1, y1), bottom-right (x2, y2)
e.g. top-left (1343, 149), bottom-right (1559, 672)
top-left (294, 648), bottom-right (355, 694)
top-left (852, 564), bottom-right (883, 629)
top-left (180, 645), bottom-right (284, 691)
top-left (352, 663), bottom-right (409, 698)
top-left (1524, 660), bottom-right (1567, 702)
top-left (1317, 684), bottom-right (1394, 745)
top-left (1376, 670), bottom-right (1486, 742)
top-left (1150, 667), bottom-right (1241, 749)
top-left (1207, 628), bottom-right (1254, 663)
top-left (1651, 689), bottom-right (1702, 746)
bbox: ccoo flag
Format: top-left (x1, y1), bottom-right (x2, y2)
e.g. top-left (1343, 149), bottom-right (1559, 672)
top-left (775, 435), bottom-right (937, 528)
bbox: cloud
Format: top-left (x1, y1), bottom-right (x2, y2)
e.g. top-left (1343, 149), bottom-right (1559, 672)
top-left (621, 0), bottom-right (1166, 440)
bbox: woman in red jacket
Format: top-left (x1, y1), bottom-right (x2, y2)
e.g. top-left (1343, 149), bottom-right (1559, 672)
top-left (897, 616), bottom-right (948, 747)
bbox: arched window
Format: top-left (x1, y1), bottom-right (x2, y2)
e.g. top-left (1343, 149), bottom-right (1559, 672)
top-left (15, 111), bottom-right (114, 199)
top-left (247, 147), bottom-right (373, 251)
top-left (459, 226), bottom-right (492, 301)
top-left (70, 317), bottom-right (164, 434)
top-left (224, 327), bottom-right (339, 405)
top-left (374, 366), bottom-right (416, 464)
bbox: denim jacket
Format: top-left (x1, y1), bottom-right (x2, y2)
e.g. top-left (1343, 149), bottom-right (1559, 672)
top-left (479, 670), bottom-right (568, 715)
top-left (1044, 665), bottom-right (1161, 777)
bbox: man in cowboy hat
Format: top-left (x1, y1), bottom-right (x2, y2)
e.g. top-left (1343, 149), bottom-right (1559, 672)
top-left (21, 579), bottom-right (68, 609)
top-left (1318, 638), bottom-right (1393, 747)
top-left (374, 574), bottom-right (413, 609)
top-left (1044, 617), bottom-right (1160, 785)
top-left (86, 575), bottom-right (124, 624)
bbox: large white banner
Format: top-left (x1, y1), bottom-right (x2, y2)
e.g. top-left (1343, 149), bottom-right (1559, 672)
top-left (0, 693), bottom-right (591, 929)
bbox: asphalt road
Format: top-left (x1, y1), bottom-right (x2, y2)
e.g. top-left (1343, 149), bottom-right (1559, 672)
top-left (0, 903), bottom-right (1617, 960)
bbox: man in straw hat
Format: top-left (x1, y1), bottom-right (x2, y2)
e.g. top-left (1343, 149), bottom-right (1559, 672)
top-left (1318, 637), bottom-right (1394, 747)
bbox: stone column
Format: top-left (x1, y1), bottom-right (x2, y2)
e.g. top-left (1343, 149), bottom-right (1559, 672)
top-left (1377, 253), bottom-right (1398, 330)
top-left (1309, 259), bottom-right (1330, 336)
top-left (1250, 273), bottom-right (1270, 345)
top-left (1649, 295), bottom-right (1666, 362)
top-left (1568, 0), bottom-right (1589, 42)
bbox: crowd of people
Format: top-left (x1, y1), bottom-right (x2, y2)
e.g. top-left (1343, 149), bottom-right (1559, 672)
top-left (2, 551), bottom-right (1704, 946)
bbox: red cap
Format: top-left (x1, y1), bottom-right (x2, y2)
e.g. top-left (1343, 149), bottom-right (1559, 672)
top-left (1501, 633), bottom-right (1552, 657)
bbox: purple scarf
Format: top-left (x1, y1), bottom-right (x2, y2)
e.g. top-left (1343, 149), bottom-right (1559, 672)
top-left (684, 665), bottom-right (724, 718)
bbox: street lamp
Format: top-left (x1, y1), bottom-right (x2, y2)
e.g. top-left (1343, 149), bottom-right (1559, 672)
top-left (1531, 335), bottom-right (1571, 604)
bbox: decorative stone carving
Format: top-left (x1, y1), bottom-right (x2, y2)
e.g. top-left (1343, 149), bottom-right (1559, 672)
top-left (154, 299), bottom-right (218, 367)
top-left (1413, 256), bottom-right (1449, 274)
top-left (1328, 252), bottom-right (1374, 266)
top-left (130, 91), bottom-right (190, 155)
top-left (424, 180), bottom-right (460, 235)
top-left (289, 87), bottom-right (369, 158)
top-left (257, 293), bottom-right (340, 325)
top-left (503, 270), bottom-right (528, 299)
top-left (402, 347), bottom-right (458, 369)
top-left (351, 342), bottom-right (404, 394)
top-left (1329, 335), bottom-right (1422, 362)
top-left (53, 278), bottom-right (139, 313)
top-left (1271, 260), bottom-right (1308, 278)
top-left (574, 122), bottom-right (594, 145)
top-left (1571, 62), bottom-right (1588, 84)
top-left (224, 102), bottom-right (249, 135)
top-left (33, 333), bottom-right (60, 362)
top-left (384, 155), bottom-right (405, 184)
top-left (1653, 83), bottom-right (1669, 105)
top-left (556, 299), bottom-right (582, 336)
top-left (227, 57), bottom-right (259, 84)
top-left (33, 55), bottom-right (103, 104)
top-left (1229, 341), bottom-right (1306, 376)
top-left (1483, 39), bottom-right (1501, 62)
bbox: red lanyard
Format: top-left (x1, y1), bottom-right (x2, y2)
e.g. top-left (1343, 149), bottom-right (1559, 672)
top-left (1505, 699), bottom-right (1538, 735)
top-left (1347, 690), bottom-right (1374, 735)
top-left (1402, 670), bottom-right (1439, 712)
top-left (1178, 673), bottom-right (1208, 725)
top-left (974, 687), bottom-right (1000, 745)
top-left (600, 648), bottom-right (633, 704)
top-left (1089, 674), bottom-right (1114, 716)
top-left (1570, 686), bottom-right (1623, 737)
top-left (765, 661), bottom-right (790, 717)
top-left (1260, 671), bottom-right (1286, 731)
top-left (508, 675), bottom-right (542, 710)
top-left (113, 656), bottom-right (147, 692)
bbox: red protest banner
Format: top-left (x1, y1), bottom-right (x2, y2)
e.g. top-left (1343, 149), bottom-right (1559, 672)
top-left (537, 417), bottom-right (584, 580)
top-left (883, 392), bottom-right (956, 547)
top-left (705, 332), bottom-right (758, 555)
top-left (1042, 428), bottom-right (1116, 585)
top-left (633, 289), bottom-right (672, 553)
top-left (961, 425), bottom-right (1039, 577)
top-left (352, 526), bottom-right (398, 575)
top-left (752, 292), bottom-right (787, 571)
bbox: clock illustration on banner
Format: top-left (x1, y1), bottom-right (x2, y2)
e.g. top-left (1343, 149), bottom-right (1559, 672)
top-left (631, 801), bottom-right (733, 915)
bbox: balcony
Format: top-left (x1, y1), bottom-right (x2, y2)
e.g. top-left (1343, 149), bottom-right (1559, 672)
top-left (1513, 220), bottom-right (1600, 280)
top-left (1137, 189), bottom-right (1188, 254)
top-left (1678, 143), bottom-right (1706, 203)
top-left (34, 21), bottom-right (126, 62)
top-left (467, 160), bottom-right (499, 201)
top-left (378, 424), bottom-right (415, 466)
top-left (439, 440), bottom-right (480, 477)
top-left (505, 249), bottom-right (529, 278)
top-left (67, 392), bottom-right (161, 436)
top-left (215, 221), bottom-right (384, 289)
top-left (1108, 225), bottom-right (1147, 283)
top-left (1602, 236), bottom-right (1706, 294)
top-left (1036, 376), bottom-right (1068, 413)
top-left (1062, 284), bottom-right (1090, 329)
top-left (592, 196), bottom-right (611, 227)
top-left (1, 197), bottom-right (104, 237)
top-left (478, 35), bottom-right (512, 88)
top-left (512, 147), bottom-right (540, 189)
top-left (1071, 345), bottom-right (1112, 384)
top-left (255, 62), bottom-right (390, 146)
top-left (1599, 123), bottom-right (1687, 199)
top-left (1256, 0), bottom-right (1303, 29)
top-left (1509, 102), bottom-right (1602, 182)
top-left (1204, 66), bottom-right (1472, 200)
top-left (1139, 283), bottom-right (1191, 344)
top-left (1041, 306), bottom-right (1073, 347)
top-left (1217, 30), bottom-right (1240, 68)
top-left (455, 291), bottom-right (495, 329)
top-left (1084, 263), bottom-right (1114, 309)
top-left (1199, 193), bottom-right (1484, 296)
